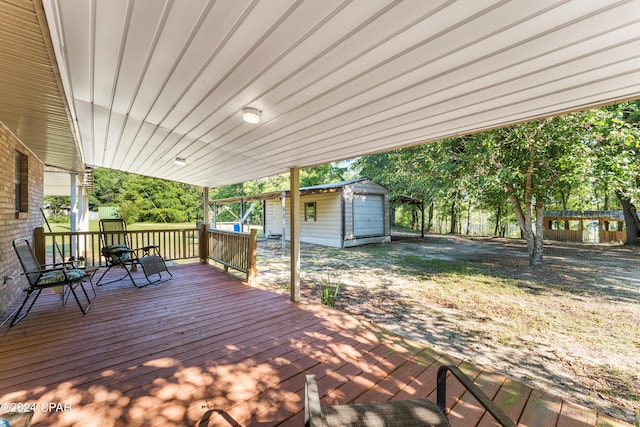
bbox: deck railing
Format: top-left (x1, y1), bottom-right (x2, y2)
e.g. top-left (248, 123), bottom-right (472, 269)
top-left (204, 227), bottom-right (257, 284)
top-left (32, 225), bottom-right (257, 283)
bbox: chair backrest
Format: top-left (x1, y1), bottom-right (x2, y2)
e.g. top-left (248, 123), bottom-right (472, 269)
top-left (99, 219), bottom-right (130, 248)
top-left (13, 238), bottom-right (42, 287)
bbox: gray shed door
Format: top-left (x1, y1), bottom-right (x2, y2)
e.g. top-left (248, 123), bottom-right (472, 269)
top-left (353, 194), bottom-right (384, 237)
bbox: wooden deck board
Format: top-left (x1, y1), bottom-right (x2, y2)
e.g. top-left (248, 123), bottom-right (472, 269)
top-left (557, 400), bottom-right (598, 427)
top-left (0, 263), bottom-right (632, 427)
top-left (518, 388), bottom-right (562, 427)
top-left (447, 368), bottom-right (506, 427)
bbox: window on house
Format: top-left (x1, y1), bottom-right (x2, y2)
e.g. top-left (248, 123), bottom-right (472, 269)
top-left (304, 202), bottom-right (316, 221)
top-left (15, 151), bottom-right (28, 214)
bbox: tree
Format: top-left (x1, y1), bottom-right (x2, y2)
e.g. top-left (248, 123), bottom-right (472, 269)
top-left (92, 168), bottom-right (202, 223)
top-left (90, 169), bottom-right (129, 209)
top-left (300, 163), bottom-right (345, 187)
top-left (482, 114), bottom-right (590, 267)
top-left (587, 101), bottom-right (640, 244)
top-left (357, 148), bottom-right (436, 231)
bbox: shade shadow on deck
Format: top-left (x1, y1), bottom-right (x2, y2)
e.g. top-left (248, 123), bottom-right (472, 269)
top-left (0, 264), bottom-right (631, 427)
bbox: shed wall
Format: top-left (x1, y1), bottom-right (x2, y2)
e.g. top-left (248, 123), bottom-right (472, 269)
top-left (265, 192), bottom-right (343, 248)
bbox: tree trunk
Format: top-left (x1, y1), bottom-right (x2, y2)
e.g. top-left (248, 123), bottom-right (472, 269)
top-left (494, 205), bottom-right (502, 236)
top-left (560, 190), bottom-right (570, 230)
top-left (427, 202), bottom-right (434, 231)
top-left (466, 199), bottom-right (471, 234)
top-left (531, 198), bottom-right (545, 268)
top-left (603, 193), bottom-right (610, 231)
top-left (507, 190), bottom-right (544, 269)
top-left (450, 191), bottom-right (457, 234)
top-left (616, 191), bottom-right (640, 245)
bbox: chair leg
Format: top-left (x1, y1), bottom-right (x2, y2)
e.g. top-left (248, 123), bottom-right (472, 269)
top-left (95, 265), bottom-right (114, 286)
top-left (96, 264), bottom-right (133, 286)
top-left (10, 289), bottom-right (43, 327)
top-left (67, 282), bottom-right (91, 314)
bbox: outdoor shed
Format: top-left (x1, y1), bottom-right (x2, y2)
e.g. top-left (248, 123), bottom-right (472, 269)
top-left (213, 179), bottom-right (391, 248)
top-left (544, 210), bottom-right (626, 243)
top-left (273, 179), bottom-right (390, 248)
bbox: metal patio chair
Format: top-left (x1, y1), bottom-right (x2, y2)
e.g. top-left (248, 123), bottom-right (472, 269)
top-left (95, 219), bottom-right (172, 287)
top-left (11, 238), bottom-right (91, 327)
top-left (304, 365), bottom-right (516, 427)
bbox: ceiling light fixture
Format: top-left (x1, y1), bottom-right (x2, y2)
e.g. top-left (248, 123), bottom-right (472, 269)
top-left (242, 107), bottom-right (261, 124)
top-left (175, 157), bottom-right (186, 166)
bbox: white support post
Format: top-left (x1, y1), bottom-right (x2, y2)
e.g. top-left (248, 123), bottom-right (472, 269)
top-left (203, 187), bottom-right (210, 225)
top-left (290, 168), bottom-right (300, 302)
top-left (281, 190), bottom-right (286, 253)
top-left (78, 185), bottom-right (89, 259)
top-left (70, 173), bottom-right (78, 260)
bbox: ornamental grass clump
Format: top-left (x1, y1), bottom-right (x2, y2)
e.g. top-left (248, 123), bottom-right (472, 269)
top-left (320, 275), bottom-right (341, 308)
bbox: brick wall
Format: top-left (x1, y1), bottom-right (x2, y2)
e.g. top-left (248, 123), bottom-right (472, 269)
top-left (0, 122), bottom-right (44, 318)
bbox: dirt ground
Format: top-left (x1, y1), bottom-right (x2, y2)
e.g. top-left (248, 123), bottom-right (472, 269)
top-left (254, 233), bottom-right (640, 424)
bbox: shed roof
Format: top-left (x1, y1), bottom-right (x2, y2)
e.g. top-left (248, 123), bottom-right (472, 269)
top-left (212, 178), bottom-right (383, 204)
top-left (544, 210), bottom-right (625, 221)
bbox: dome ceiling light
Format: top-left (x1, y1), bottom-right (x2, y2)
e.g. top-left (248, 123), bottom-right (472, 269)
top-left (242, 107), bottom-right (261, 124)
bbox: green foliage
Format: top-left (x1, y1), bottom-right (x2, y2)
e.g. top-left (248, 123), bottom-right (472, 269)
top-left (91, 162), bottom-right (351, 225)
top-left (300, 163), bottom-right (345, 187)
top-left (92, 168), bottom-right (202, 223)
top-left (118, 200), bottom-right (142, 224)
top-left (278, 282), bottom-right (291, 291)
top-left (587, 101), bottom-right (640, 204)
top-left (47, 212), bottom-right (70, 223)
top-left (320, 275), bottom-right (341, 308)
top-left (44, 196), bottom-right (71, 223)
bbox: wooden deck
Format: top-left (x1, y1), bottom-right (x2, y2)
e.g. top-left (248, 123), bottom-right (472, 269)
top-left (0, 264), bottom-right (631, 427)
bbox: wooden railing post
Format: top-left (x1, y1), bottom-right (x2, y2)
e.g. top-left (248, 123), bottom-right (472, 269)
top-left (199, 223), bottom-right (209, 263)
top-left (33, 226), bottom-right (46, 266)
top-left (246, 229), bottom-right (258, 284)
top-left (181, 230), bottom-right (187, 259)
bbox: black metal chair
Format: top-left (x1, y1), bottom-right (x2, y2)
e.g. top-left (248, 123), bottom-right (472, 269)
top-left (11, 238), bottom-right (91, 327)
top-left (304, 365), bottom-right (517, 427)
top-left (95, 219), bottom-right (172, 287)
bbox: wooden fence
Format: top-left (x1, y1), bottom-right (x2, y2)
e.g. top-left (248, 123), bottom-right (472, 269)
top-left (544, 229), bottom-right (627, 243)
top-left (544, 229), bottom-right (583, 243)
top-left (600, 230), bottom-right (626, 243)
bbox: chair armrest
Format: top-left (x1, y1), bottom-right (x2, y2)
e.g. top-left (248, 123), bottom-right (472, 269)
top-left (133, 245), bottom-right (159, 255)
top-left (103, 247), bottom-right (135, 256)
top-left (305, 375), bottom-right (323, 427)
top-left (437, 365), bottom-right (516, 427)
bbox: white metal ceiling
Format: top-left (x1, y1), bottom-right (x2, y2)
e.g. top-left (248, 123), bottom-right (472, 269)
top-left (6, 0), bottom-right (640, 188)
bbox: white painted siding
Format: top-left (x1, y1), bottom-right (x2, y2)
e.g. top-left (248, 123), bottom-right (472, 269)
top-left (265, 193), bottom-right (343, 248)
top-left (299, 193), bottom-right (342, 247)
top-left (265, 199), bottom-right (285, 238)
